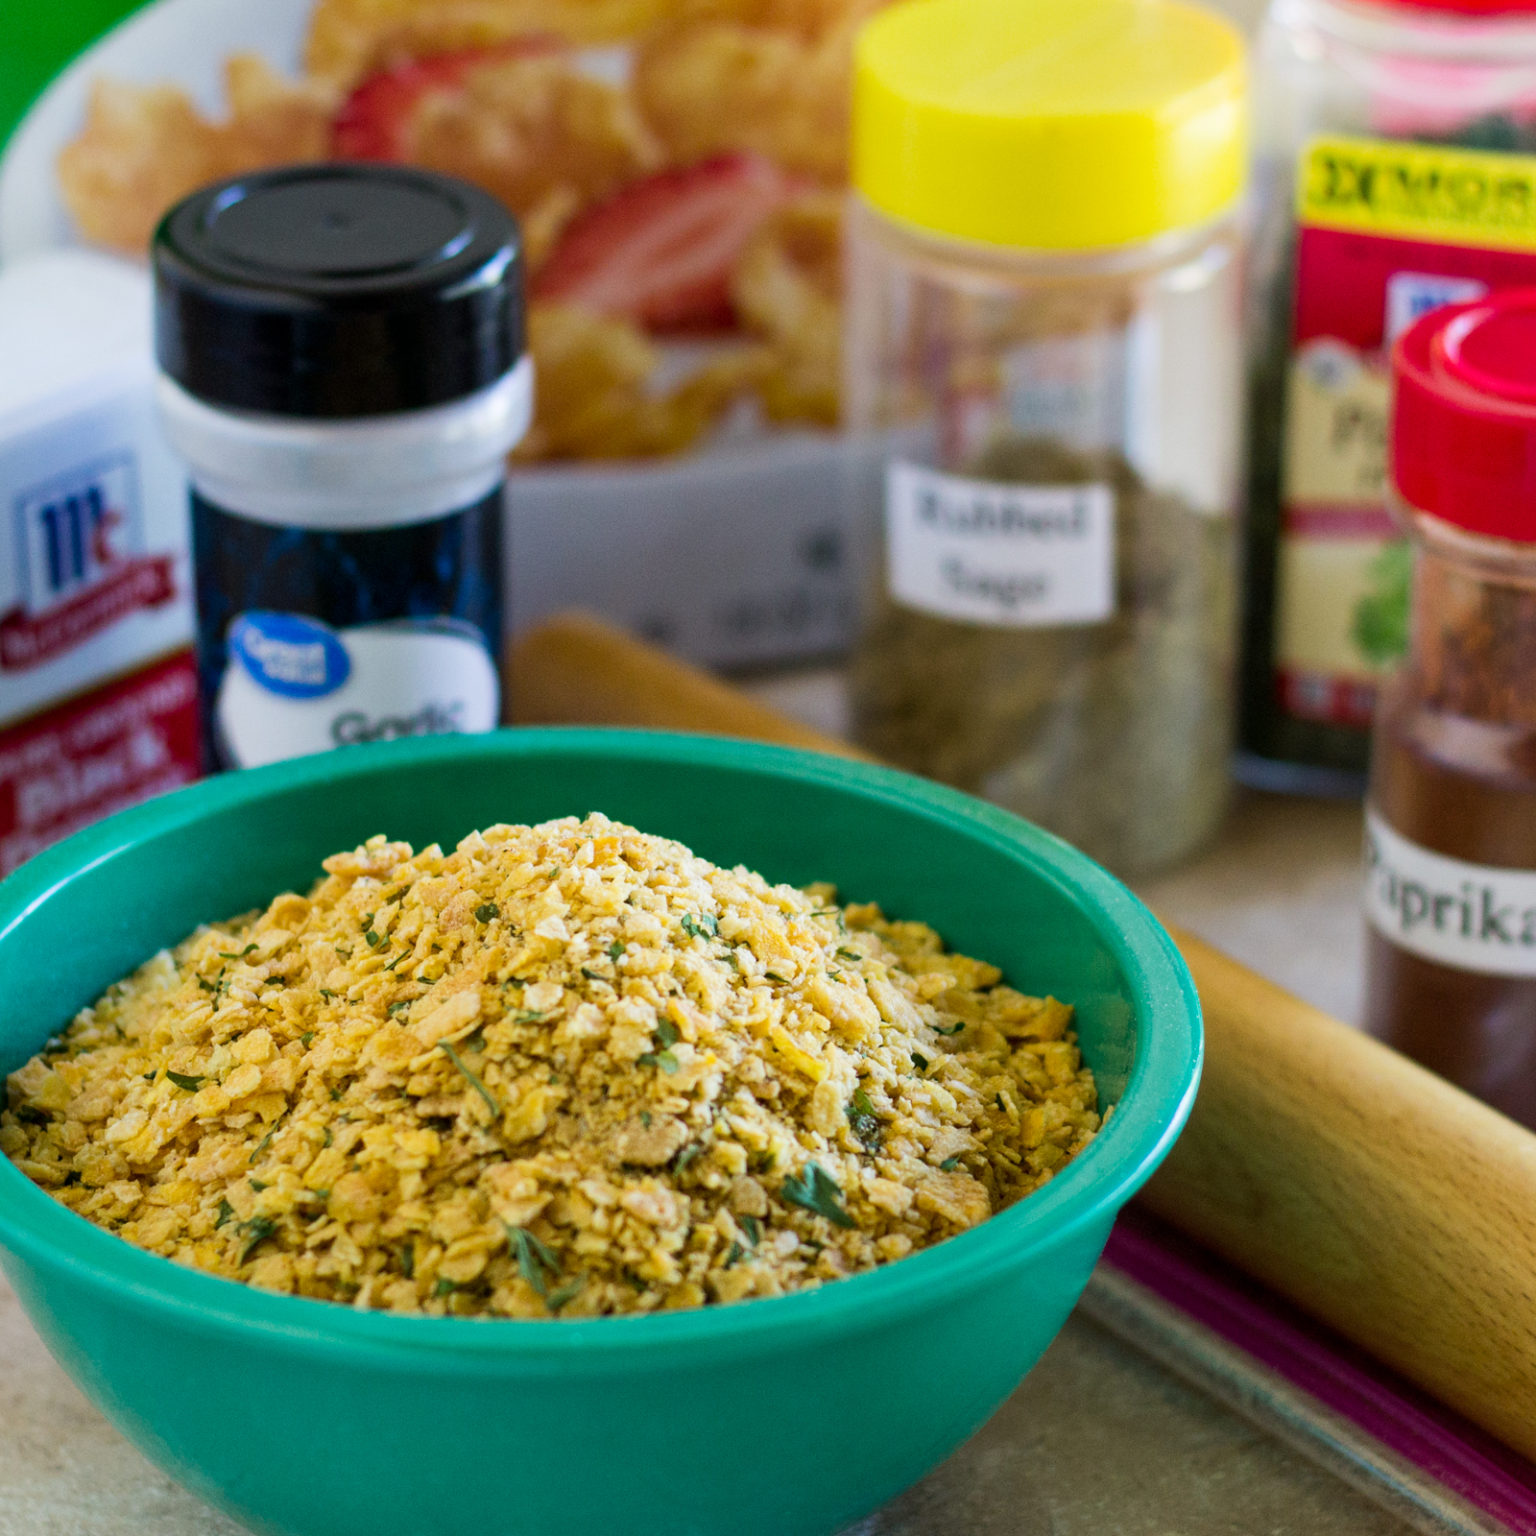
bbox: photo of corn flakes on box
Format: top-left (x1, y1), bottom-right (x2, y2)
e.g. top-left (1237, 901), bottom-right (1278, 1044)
top-left (53, 0), bottom-right (883, 464)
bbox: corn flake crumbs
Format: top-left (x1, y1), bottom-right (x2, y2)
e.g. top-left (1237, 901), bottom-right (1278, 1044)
top-left (1, 815), bottom-right (1098, 1318)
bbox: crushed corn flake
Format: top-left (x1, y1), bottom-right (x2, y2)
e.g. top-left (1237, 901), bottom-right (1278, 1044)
top-left (1, 815), bottom-right (1099, 1317)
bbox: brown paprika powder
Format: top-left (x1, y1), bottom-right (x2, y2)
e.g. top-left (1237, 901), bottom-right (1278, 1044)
top-left (1364, 292), bottom-right (1536, 1127)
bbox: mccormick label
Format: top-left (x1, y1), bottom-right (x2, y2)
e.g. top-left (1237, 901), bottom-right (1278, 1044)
top-left (884, 461), bottom-right (1115, 628)
top-left (4, 451), bottom-right (176, 671)
top-left (192, 491), bottom-right (503, 771)
top-left (1274, 135), bottom-right (1536, 731)
top-left (0, 383), bottom-right (192, 735)
top-left (0, 651), bottom-right (200, 878)
top-left (1365, 810), bottom-right (1536, 978)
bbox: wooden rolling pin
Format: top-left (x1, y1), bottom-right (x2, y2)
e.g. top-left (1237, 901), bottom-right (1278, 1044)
top-left (508, 613), bottom-right (1536, 1461)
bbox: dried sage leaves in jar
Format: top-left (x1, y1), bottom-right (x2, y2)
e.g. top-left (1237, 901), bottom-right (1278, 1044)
top-left (851, 435), bottom-right (1236, 877)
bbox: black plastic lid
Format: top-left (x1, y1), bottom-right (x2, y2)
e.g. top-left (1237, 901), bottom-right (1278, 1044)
top-left (153, 163), bottom-right (523, 419)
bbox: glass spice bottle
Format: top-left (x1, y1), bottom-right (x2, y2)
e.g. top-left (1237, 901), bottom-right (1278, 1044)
top-left (1242, 0), bottom-right (1536, 792)
top-left (1364, 290), bottom-right (1536, 1127)
top-left (844, 0), bottom-right (1248, 878)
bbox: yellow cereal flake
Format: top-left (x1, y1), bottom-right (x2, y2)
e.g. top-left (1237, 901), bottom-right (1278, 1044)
top-left (2, 815), bottom-right (1098, 1318)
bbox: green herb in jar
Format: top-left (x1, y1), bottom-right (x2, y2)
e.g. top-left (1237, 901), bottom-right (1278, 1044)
top-left (853, 436), bottom-right (1234, 875)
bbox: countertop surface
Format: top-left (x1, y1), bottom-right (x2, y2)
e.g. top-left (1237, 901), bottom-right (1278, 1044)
top-left (0, 1275), bottom-right (1412, 1536)
top-left (0, 673), bottom-right (1394, 1536)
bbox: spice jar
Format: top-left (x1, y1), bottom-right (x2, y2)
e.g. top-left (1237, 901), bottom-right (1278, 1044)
top-left (153, 164), bottom-right (528, 772)
top-left (1364, 290), bottom-right (1536, 1127)
top-left (1241, 0), bottom-right (1536, 791)
top-left (845, 0), bottom-right (1248, 877)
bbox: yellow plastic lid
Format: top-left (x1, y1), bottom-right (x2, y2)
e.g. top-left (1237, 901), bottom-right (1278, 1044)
top-left (853, 0), bottom-right (1248, 251)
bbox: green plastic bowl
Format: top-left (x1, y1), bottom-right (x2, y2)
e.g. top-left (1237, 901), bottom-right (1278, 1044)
top-left (0, 729), bottom-right (1199, 1536)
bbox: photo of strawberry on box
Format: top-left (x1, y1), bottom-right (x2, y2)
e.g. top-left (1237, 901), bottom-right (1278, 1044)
top-left (32, 0), bottom-right (879, 464)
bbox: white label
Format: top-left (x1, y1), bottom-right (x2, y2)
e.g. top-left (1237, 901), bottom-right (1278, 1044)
top-left (215, 618), bottom-right (499, 770)
top-left (1364, 810), bottom-right (1536, 977)
top-left (885, 461), bottom-right (1114, 628)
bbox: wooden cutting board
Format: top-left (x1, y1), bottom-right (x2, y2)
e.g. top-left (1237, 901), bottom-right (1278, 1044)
top-left (508, 613), bottom-right (1536, 1462)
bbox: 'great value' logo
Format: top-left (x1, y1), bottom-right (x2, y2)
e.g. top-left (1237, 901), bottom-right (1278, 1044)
top-left (230, 612), bottom-right (351, 699)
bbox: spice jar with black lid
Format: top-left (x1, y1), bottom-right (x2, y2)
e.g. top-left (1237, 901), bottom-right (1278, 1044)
top-left (153, 163), bottom-right (529, 772)
top-left (1364, 290), bottom-right (1536, 1126)
top-left (845, 0), bottom-right (1248, 877)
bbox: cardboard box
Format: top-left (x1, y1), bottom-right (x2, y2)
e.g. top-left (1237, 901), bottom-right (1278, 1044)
top-left (0, 251), bottom-right (198, 875)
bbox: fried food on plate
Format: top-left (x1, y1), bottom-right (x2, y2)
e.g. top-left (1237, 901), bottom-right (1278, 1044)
top-left (336, 47), bottom-right (659, 242)
top-left (58, 82), bottom-right (221, 255)
top-left (53, 0), bottom-right (861, 456)
top-left (220, 55), bottom-right (338, 165)
top-left (57, 57), bottom-right (335, 255)
top-left (533, 151), bottom-right (798, 332)
top-left (306, 0), bottom-right (673, 88)
top-left (732, 191), bottom-right (842, 426)
top-left (633, 1), bottom-right (887, 181)
top-left (518, 303), bottom-right (766, 460)
top-left (685, 0), bottom-right (884, 34)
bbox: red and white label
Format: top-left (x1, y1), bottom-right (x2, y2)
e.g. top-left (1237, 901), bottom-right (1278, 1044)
top-left (3, 451), bottom-right (178, 671)
top-left (1275, 136), bottom-right (1536, 730)
top-left (0, 651), bottom-right (201, 878)
top-left (1, 554), bottom-right (177, 670)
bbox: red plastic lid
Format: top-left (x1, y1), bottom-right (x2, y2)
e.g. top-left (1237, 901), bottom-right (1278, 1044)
top-left (1373, 0), bottom-right (1536, 14)
top-left (1392, 289), bottom-right (1536, 542)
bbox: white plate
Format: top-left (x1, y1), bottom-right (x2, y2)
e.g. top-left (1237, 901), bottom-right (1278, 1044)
top-left (0, 0), bottom-right (853, 668)
top-left (0, 0), bottom-right (313, 261)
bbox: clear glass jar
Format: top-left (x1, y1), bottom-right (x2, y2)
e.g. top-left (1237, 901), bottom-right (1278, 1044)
top-left (846, 211), bottom-right (1245, 876)
top-left (1363, 289), bottom-right (1536, 1126)
top-left (844, 0), bottom-right (1248, 878)
top-left (1242, 0), bottom-right (1536, 791)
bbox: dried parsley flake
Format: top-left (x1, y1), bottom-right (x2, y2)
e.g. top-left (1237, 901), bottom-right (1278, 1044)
top-left (781, 1161), bottom-right (856, 1229)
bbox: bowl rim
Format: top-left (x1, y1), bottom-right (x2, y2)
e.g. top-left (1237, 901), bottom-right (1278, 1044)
top-left (0, 727), bottom-right (1201, 1363)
